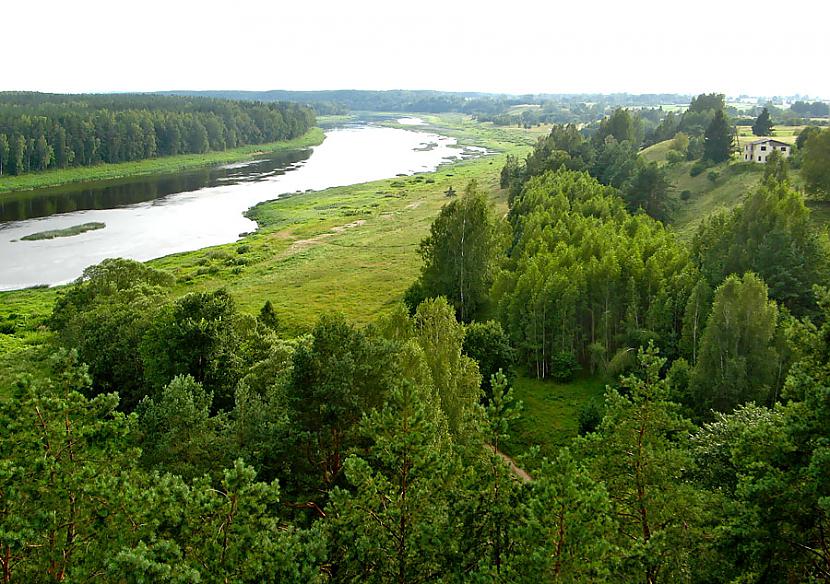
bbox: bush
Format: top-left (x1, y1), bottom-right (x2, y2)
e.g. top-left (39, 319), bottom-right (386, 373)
top-left (550, 351), bottom-right (580, 382)
top-left (680, 189), bottom-right (692, 201)
top-left (463, 321), bottom-right (516, 402)
top-left (578, 399), bottom-right (604, 435)
top-left (665, 150), bottom-right (684, 165)
top-left (707, 170), bottom-right (720, 183)
top-left (690, 160), bottom-right (710, 177)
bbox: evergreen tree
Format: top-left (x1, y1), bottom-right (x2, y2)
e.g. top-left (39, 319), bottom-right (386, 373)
top-left (703, 110), bottom-right (733, 162)
top-left (751, 107), bottom-right (774, 136)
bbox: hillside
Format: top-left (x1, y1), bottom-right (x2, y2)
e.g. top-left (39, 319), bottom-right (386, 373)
top-left (641, 137), bottom-right (826, 237)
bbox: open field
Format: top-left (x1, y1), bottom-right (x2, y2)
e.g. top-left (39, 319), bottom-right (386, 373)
top-left (0, 128), bottom-right (325, 196)
top-left (735, 125), bottom-right (803, 146)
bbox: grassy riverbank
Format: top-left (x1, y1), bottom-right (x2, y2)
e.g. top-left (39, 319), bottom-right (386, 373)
top-left (0, 115), bottom-right (537, 348)
top-left (0, 128), bottom-right (325, 196)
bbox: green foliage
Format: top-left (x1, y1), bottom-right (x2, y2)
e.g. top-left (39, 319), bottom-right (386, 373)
top-left (0, 92), bottom-right (315, 177)
top-left (258, 299), bottom-right (280, 331)
top-left (497, 169), bottom-right (696, 377)
top-left (285, 313), bottom-right (399, 491)
top-left (329, 365), bottom-right (456, 582)
top-left (583, 344), bottom-right (715, 582)
top-left (462, 320), bottom-right (516, 401)
top-left (513, 449), bottom-right (614, 580)
top-left (414, 297), bottom-right (482, 438)
top-left (49, 258), bottom-right (175, 410)
top-left (692, 179), bottom-right (830, 315)
top-left (624, 161), bottom-right (673, 222)
top-left (415, 180), bottom-right (502, 321)
top-left (550, 351), bottom-right (581, 382)
top-left (594, 108), bottom-right (643, 146)
top-left (690, 273), bottom-right (780, 417)
top-left (802, 127), bottom-right (830, 198)
top-left (751, 107), bottom-right (774, 136)
top-left (137, 375), bottom-right (228, 480)
top-left (141, 289), bottom-right (242, 410)
top-left (703, 110), bottom-right (733, 163)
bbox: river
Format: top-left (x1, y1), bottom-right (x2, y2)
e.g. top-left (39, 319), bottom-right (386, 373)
top-left (0, 121), bottom-right (480, 291)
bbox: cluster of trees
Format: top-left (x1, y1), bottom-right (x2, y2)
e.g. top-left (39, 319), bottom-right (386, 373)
top-left (501, 111), bottom-right (673, 221)
top-left (790, 99), bottom-right (830, 117)
top-left (0, 93), bottom-right (315, 175)
top-left (7, 229), bottom-right (830, 580)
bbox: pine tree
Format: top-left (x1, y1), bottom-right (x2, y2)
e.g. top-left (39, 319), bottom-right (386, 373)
top-left (752, 107), bottom-right (774, 136)
top-left (703, 110), bottom-right (733, 163)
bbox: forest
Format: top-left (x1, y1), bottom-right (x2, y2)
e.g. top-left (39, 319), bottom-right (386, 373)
top-left (0, 93), bottom-right (315, 176)
top-left (4, 94), bottom-right (830, 582)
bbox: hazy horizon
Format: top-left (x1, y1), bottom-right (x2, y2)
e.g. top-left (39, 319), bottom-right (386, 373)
top-left (3, 0), bottom-right (829, 99)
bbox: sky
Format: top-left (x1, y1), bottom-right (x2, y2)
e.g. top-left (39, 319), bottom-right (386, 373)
top-left (3, 0), bottom-right (828, 98)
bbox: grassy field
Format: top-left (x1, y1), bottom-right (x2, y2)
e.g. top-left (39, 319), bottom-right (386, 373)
top-left (147, 115), bottom-right (540, 332)
top-left (735, 125), bottom-right (803, 146)
top-left (0, 128), bottom-right (325, 196)
top-left (503, 375), bottom-right (608, 458)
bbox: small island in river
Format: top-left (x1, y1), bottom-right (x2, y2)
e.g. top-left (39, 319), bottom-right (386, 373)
top-left (20, 222), bottom-right (106, 241)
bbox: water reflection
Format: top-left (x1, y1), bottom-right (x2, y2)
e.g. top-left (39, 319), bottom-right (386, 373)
top-left (0, 150), bottom-right (311, 222)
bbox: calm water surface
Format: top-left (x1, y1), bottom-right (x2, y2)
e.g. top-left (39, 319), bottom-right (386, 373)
top-left (0, 123), bottom-right (476, 290)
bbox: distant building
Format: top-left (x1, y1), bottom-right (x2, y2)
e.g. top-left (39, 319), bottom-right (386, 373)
top-left (743, 138), bottom-right (790, 163)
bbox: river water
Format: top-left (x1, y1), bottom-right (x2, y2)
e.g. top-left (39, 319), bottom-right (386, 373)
top-left (0, 122), bottom-right (476, 290)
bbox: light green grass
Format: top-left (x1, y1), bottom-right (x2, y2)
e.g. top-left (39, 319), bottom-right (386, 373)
top-left (666, 159), bottom-right (764, 238)
top-left (735, 125), bottom-right (801, 146)
top-left (503, 375), bottom-right (608, 457)
top-left (0, 128), bottom-right (325, 196)
top-left (640, 139), bottom-right (676, 164)
top-left (20, 222), bottom-right (105, 241)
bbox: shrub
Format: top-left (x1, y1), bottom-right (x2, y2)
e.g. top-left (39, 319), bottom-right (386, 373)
top-left (690, 160), bottom-right (710, 177)
top-left (550, 351), bottom-right (580, 382)
top-left (665, 150), bottom-right (685, 165)
top-left (680, 189), bottom-right (692, 201)
top-left (707, 170), bottom-right (720, 183)
top-left (578, 399), bottom-right (604, 435)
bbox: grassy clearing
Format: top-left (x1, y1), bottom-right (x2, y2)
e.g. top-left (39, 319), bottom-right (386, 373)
top-left (20, 222), bottom-right (105, 241)
top-left (503, 375), bottom-right (608, 458)
top-left (0, 128), bottom-right (325, 196)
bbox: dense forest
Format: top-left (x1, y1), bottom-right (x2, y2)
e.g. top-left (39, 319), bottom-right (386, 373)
top-left (5, 147), bottom-right (830, 581)
top-left (4, 92), bottom-right (830, 581)
top-left (0, 93), bottom-right (315, 176)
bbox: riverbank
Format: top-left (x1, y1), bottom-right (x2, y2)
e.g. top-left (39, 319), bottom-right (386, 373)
top-left (0, 128), bottom-right (325, 196)
top-left (0, 116), bottom-right (540, 346)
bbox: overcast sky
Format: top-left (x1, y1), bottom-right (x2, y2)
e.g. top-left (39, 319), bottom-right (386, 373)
top-left (3, 0), bottom-right (828, 98)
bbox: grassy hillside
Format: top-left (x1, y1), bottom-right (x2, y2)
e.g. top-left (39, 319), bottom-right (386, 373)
top-left (640, 138), bottom-right (821, 237)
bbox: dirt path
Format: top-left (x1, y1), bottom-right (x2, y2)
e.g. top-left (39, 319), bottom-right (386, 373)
top-left (283, 220), bottom-right (366, 255)
top-left (490, 445), bottom-right (532, 482)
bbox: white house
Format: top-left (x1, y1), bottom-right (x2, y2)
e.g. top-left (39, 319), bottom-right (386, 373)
top-left (743, 138), bottom-right (790, 164)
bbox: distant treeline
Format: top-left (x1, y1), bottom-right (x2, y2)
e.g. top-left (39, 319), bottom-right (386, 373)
top-left (164, 89), bottom-right (697, 117)
top-left (0, 93), bottom-right (315, 176)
